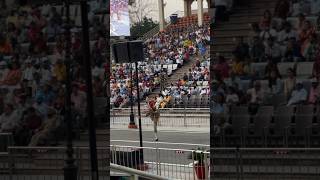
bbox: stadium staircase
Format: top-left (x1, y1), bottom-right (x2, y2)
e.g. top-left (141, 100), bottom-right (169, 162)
top-left (212, 0), bottom-right (278, 58)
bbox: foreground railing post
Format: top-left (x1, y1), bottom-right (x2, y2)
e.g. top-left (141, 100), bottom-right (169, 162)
top-left (8, 148), bottom-right (13, 180)
top-left (63, 0), bottom-right (78, 179)
top-left (184, 107), bottom-right (187, 127)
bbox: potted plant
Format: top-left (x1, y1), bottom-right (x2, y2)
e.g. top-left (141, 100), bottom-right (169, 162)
top-left (189, 147), bottom-right (207, 179)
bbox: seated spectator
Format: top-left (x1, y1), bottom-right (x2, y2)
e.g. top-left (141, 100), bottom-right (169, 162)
top-left (274, 0), bottom-right (290, 19)
top-left (0, 103), bottom-right (19, 132)
top-left (214, 0), bottom-right (229, 22)
top-left (0, 34), bottom-right (12, 55)
top-left (264, 37), bottom-right (282, 63)
top-left (299, 20), bottom-right (316, 54)
top-left (304, 34), bottom-right (319, 61)
top-left (308, 80), bottom-right (320, 104)
top-left (22, 107), bottom-right (42, 133)
top-left (317, 15), bottom-right (320, 31)
top-left (71, 84), bottom-right (87, 117)
top-left (211, 92), bottom-right (229, 134)
top-left (264, 58), bottom-right (281, 79)
top-left (283, 37), bottom-right (302, 61)
top-left (260, 25), bottom-right (278, 43)
top-left (232, 37), bottom-right (249, 61)
top-left (247, 81), bottom-right (265, 114)
top-left (226, 86), bottom-right (239, 105)
top-left (231, 57), bottom-right (245, 76)
top-left (0, 61), bottom-right (8, 81)
top-left (52, 59), bottom-right (66, 82)
top-left (35, 83), bottom-right (55, 106)
top-left (268, 69), bottom-right (283, 94)
top-left (250, 36), bottom-right (265, 62)
top-left (297, 13), bottom-right (306, 30)
top-left (33, 96), bottom-right (49, 120)
top-left (0, 61), bottom-right (22, 90)
top-left (28, 108), bottom-right (59, 146)
top-left (259, 10), bottom-right (272, 30)
top-left (312, 55), bottom-right (320, 80)
top-left (284, 68), bottom-right (297, 99)
top-left (287, 83), bottom-right (308, 105)
top-left (277, 22), bottom-right (298, 44)
top-left (290, 0), bottom-right (301, 17)
top-left (214, 56), bottom-right (230, 79)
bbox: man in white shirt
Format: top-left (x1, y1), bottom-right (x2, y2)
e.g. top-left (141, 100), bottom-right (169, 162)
top-left (277, 22), bottom-right (298, 43)
top-left (247, 81), bottom-right (264, 104)
top-left (264, 37), bottom-right (282, 62)
top-left (287, 83), bottom-right (308, 105)
top-left (0, 103), bottom-right (20, 132)
top-left (22, 60), bottom-right (35, 81)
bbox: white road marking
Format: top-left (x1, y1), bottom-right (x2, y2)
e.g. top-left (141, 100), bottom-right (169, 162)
top-left (111, 128), bottom-right (209, 134)
top-left (110, 140), bottom-right (209, 147)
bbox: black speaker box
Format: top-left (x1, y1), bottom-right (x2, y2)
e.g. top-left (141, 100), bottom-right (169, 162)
top-left (112, 42), bottom-right (130, 63)
top-left (128, 40), bottom-right (144, 62)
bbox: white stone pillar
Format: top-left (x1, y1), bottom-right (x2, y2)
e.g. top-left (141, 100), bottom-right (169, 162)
top-left (197, 0), bottom-right (204, 26)
top-left (158, 0), bottom-right (165, 31)
top-left (184, 0), bottom-right (189, 16)
top-left (187, 0), bottom-right (192, 16)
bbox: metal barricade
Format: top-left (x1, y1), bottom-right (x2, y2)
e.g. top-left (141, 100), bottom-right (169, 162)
top-left (211, 148), bottom-right (320, 180)
top-left (0, 133), bottom-right (13, 152)
top-left (2, 146), bottom-right (110, 180)
top-left (110, 145), bottom-right (210, 180)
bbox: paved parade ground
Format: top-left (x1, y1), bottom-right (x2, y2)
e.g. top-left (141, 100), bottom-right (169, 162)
top-left (111, 128), bottom-right (210, 149)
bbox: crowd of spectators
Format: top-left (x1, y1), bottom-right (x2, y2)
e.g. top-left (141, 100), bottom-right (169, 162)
top-left (0, 0), bottom-right (108, 146)
top-left (111, 24), bottom-right (210, 108)
top-left (212, 0), bottom-right (320, 117)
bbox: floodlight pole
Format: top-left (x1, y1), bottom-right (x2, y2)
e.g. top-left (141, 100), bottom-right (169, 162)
top-left (128, 62), bottom-right (137, 128)
top-left (134, 61), bottom-right (144, 165)
top-left (80, 0), bottom-right (99, 179)
top-left (63, 0), bottom-right (78, 179)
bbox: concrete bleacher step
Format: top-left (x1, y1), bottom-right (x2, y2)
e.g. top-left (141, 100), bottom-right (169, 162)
top-left (226, 16), bottom-right (262, 23)
top-left (212, 0), bottom-right (278, 59)
top-left (213, 30), bottom-right (250, 38)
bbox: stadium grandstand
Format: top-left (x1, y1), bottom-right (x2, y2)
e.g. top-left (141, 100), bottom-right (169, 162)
top-left (110, 0), bottom-right (211, 179)
top-left (212, 0), bottom-right (320, 179)
top-left (0, 0), bottom-right (110, 179)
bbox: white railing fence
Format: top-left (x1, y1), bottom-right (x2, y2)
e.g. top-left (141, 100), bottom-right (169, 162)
top-left (111, 108), bottom-right (210, 128)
